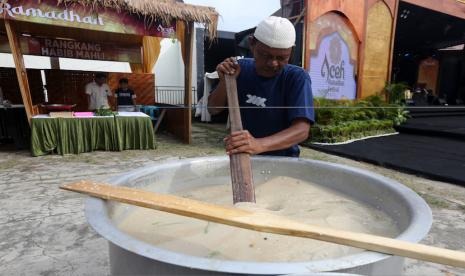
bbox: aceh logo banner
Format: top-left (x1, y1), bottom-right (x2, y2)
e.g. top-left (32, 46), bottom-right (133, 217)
top-left (309, 32), bottom-right (356, 100)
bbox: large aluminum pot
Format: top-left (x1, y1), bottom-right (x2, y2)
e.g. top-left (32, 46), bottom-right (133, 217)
top-left (85, 156), bottom-right (432, 275)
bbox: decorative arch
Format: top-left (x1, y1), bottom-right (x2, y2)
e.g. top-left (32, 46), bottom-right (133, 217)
top-left (367, 0), bottom-right (397, 18)
top-left (308, 0), bottom-right (366, 42)
top-left (308, 12), bottom-right (359, 68)
top-left (307, 12), bottom-right (359, 100)
top-left (360, 0), bottom-right (393, 98)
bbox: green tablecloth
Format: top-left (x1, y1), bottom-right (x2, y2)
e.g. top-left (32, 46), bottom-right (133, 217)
top-left (31, 115), bottom-right (155, 156)
top-left (115, 116), bottom-right (156, 151)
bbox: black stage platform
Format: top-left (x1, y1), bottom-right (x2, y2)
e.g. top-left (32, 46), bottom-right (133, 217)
top-left (396, 116), bottom-right (465, 141)
top-left (308, 111), bottom-right (465, 185)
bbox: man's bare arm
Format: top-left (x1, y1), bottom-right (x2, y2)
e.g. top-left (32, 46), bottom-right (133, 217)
top-left (224, 119), bottom-right (311, 155)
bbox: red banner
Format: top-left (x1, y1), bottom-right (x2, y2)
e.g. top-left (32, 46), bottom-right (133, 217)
top-left (0, 0), bottom-right (176, 38)
top-left (0, 35), bottom-right (142, 63)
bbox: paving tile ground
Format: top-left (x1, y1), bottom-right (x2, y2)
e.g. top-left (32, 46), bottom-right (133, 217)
top-left (1, 122), bottom-right (464, 275)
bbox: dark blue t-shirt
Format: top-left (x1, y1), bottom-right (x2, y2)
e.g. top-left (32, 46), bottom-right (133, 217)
top-left (236, 58), bottom-right (314, 157)
top-left (115, 88), bottom-right (135, 106)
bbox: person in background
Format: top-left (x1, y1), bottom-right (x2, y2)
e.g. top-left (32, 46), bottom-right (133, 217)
top-left (0, 86), bottom-right (4, 104)
top-left (114, 78), bottom-right (137, 110)
top-left (85, 73), bottom-right (112, 111)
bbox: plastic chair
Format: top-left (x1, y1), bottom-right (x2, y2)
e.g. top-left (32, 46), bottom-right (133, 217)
top-left (140, 105), bottom-right (166, 133)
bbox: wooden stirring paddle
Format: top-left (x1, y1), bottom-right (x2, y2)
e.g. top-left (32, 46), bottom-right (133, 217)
top-left (224, 74), bottom-right (255, 203)
top-left (61, 181), bottom-right (465, 269)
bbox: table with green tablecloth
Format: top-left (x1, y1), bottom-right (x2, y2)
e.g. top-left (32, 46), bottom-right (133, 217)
top-left (30, 112), bottom-right (155, 156)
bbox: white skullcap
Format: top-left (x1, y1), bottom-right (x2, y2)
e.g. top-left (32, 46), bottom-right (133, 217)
top-left (254, 16), bottom-right (296, 49)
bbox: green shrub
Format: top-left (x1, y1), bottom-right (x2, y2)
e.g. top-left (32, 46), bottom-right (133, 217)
top-left (307, 96), bottom-right (407, 144)
top-left (383, 83), bottom-right (409, 104)
top-left (308, 119), bottom-right (396, 144)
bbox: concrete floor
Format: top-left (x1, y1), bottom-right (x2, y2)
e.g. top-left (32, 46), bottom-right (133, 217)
top-left (1, 123), bottom-right (464, 276)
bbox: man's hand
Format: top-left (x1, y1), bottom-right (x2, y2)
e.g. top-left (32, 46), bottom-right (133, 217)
top-left (216, 57), bottom-right (241, 80)
top-left (224, 130), bottom-right (265, 155)
top-left (208, 57), bottom-right (241, 115)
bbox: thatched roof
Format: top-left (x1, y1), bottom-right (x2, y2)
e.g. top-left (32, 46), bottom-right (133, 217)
top-left (56, 0), bottom-right (219, 38)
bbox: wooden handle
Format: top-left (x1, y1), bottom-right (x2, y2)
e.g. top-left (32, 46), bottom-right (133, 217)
top-left (62, 181), bottom-right (465, 268)
top-left (224, 74), bottom-right (255, 203)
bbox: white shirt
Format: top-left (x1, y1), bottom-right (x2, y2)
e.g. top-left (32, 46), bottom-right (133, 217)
top-left (85, 81), bottom-right (112, 110)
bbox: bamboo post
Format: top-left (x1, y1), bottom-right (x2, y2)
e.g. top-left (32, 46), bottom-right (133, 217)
top-left (224, 75), bottom-right (256, 203)
top-left (50, 57), bottom-right (60, 70)
top-left (183, 21), bottom-right (194, 144)
top-left (388, 0), bottom-right (401, 82)
top-left (4, 19), bottom-right (34, 123)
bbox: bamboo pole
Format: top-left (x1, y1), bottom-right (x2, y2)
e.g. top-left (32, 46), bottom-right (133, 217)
top-left (388, 0), bottom-right (401, 83)
top-left (4, 19), bottom-right (34, 123)
top-left (183, 21), bottom-right (194, 144)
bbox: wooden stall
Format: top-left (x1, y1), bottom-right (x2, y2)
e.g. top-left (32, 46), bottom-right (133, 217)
top-left (0, 0), bottom-right (218, 144)
top-left (0, 68), bottom-right (155, 111)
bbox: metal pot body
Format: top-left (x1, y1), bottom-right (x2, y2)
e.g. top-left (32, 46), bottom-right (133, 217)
top-left (85, 156), bottom-right (432, 276)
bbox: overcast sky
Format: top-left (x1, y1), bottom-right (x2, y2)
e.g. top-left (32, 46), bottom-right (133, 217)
top-left (183, 0), bottom-right (281, 32)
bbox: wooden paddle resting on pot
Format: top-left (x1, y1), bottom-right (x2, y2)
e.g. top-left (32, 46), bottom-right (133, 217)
top-left (61, 181), bottom-right (465, 269)
top-left (224, 74), bottom-right (255, 203)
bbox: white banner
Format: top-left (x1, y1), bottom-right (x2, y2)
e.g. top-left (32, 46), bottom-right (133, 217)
top-left (309, 32), bottom-right (356, 100)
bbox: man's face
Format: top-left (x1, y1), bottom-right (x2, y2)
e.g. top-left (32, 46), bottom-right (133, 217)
top-left (120, 82), bottom-right (128, 90)
top-left (95, 77), bottom-right (106, 86)
top-left (250, 37), bottom-right (292, 78)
